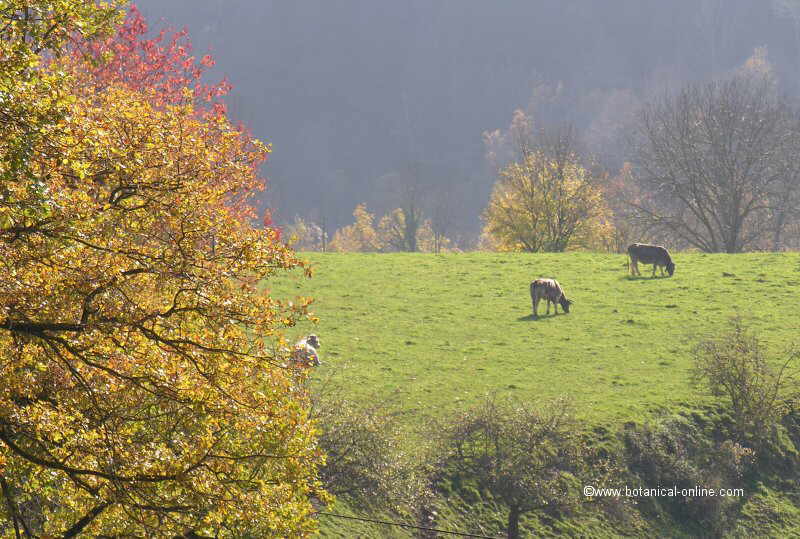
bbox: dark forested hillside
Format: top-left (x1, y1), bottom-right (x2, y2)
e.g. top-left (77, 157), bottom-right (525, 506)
top-left (135, 0), bottom-right (800, 240)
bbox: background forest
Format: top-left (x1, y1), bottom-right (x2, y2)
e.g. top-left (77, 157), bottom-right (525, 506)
top-left (137, 0), bottom-right (800, 250)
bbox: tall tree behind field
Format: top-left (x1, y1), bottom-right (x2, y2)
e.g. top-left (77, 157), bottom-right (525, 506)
top-left (381, 165), bottom-right (425, 252)
top-left (481, 126), bottom-right (614, 252)
top-left (329, 203), bottom-right (382, 252)
top-left (630, 65), bottom-right (800, 252)
top-left (371, 162), bottom-right (469, 251)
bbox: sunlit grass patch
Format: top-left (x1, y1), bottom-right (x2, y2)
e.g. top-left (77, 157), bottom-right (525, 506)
top-left (269, 252), bottom-right (800, 427)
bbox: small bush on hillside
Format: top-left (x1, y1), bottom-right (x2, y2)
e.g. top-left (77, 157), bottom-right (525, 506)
top-left (692, 317), bottom-right (798, 442)
top-left (622, 416), bottom-right (754, 535)
top-left (583, 452), bottom-right (641, 529)
top-left (623, 417), bottom-right (706, 498)
top-left (311, 389), bottom-right (424, 513)
top-left (438, 396), bottom-right (584, 539)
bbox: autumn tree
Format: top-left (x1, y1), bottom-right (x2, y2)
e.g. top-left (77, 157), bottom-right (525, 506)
top-left (61, 3), bottom-right (261, 224)
top-left (1, 1), bottom-right (123, 227)
top-left (68, 4), bottom-right (232, 113)
top-left (1, 4), bottom-right (326, 536)
top-left (481, 129), bottom-right (613, 252)
top-left (375, 208), bottom-right (408, 252)
top-left (442, 397), bottom-right (582, 539)
top-left (329, 203), bottom-right (382, 252)
top-left (370, 162), bottom-right (466, 252)
top-left (376, 209), bottom-right (451, 253)
top-left (630, 72), bottom-right (800, 253)
top-left (372, 166), bottom-right (426, 252)
top-left (62, 3), bottom-right (271, 232)
top-left (428, 198), bottom-right (456, 253)
top-left (285, 216), bottom-right (326, 251)
top-left (1, 84), bottom-right (325, 537)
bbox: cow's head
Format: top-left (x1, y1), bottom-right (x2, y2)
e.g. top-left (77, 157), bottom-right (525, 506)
top-left (666, 261), bottom-right (676, 277)
top-left (307, 334), bottom-right (321, 349)
top-left (559, 296), bottom-right (572, 314)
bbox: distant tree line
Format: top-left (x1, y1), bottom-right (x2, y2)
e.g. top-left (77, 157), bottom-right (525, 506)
top-left (287, 50), bottom-right (800, 254)
top-left (287, 203), bottom-right (455, 253)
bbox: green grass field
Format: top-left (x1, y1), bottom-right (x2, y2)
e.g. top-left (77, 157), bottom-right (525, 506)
top-left (270, 252), bottom-right (800, 428)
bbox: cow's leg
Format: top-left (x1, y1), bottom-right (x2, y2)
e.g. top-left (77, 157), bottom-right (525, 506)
top-left (554, 300), bottom-right (559, 314)
top-left (546, 299), bottom-right (551, 315)
top-left (652, 264), bottom-right (657, 277)
top-left (533, 295), bottom-right (539, 317)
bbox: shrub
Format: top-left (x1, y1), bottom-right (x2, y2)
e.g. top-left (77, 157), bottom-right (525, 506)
top-left (622, 416), bottom-right (754, 535)
top-left (439, 396), bottom-right (583, 539)
top-left (311, 389), bottom-right (423, 512)
top-left (692, 317), bottom-right (798, 441)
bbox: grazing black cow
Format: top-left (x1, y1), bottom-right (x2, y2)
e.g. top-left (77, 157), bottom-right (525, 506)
top-left (530, 278), bottom-right (572, 317)
top-left (627, 243), bottom-right (675, 277)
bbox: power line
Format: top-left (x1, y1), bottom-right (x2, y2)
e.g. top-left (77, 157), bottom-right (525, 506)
top-left (317, 511), bottom-right (500, 538)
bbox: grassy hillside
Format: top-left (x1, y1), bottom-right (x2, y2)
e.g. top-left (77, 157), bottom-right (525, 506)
top-left (270, 252), bottom-right (800, 428)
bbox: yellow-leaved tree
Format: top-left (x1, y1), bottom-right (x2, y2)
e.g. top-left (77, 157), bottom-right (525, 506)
top-left (481, 151), bottom-right (614, 252)
top-left (330, 204), bottom-right (454, 253)
top-left (1, 3), bottom-right (326, 536)
top-left (329, 203), bottom-right (382, 252)
top-left (1, 1), bottom-right (123, 233)
top-left (377, 208), bottom-right (451, 253)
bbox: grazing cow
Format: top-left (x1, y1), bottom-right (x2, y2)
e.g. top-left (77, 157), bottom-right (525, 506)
top-left (292, 334), bottom-right (321, 367)
top-left (530, 278), bottom-right (572, 317)
top-left (627, 243), bottom-right (675, 277)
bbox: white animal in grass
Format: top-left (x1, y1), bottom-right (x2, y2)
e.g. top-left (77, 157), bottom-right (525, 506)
top-left (292, 334), bottom-right (321, 367)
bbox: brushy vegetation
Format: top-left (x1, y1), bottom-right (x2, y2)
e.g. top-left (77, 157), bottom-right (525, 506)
top-left (268, 252), bottom-right (800, 537)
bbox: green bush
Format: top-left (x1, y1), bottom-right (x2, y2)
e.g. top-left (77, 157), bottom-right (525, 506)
top-left (692, 317), bottom-right (798, 443)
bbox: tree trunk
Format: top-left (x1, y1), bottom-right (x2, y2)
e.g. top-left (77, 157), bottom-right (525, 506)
top-left (403, 207), bottom-right (419, 252)
top-left (724, 227), bottom-right (740, 253)
top-left (507, 507), bottom-right (522, 539)
top-left (417, 503), bottom-right (438, 538)
top-left (773, 210), bottom-right (786, 252)
top-left (321, 215), bottom-right (328, 252)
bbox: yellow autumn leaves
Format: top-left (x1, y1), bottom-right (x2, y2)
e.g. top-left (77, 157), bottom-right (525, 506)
top-left (481, 151), bottom-right (614, 252)
top-left (327, 203), bottom-right (451, 253)
top-left (0, 3), bottom-right (325, 536)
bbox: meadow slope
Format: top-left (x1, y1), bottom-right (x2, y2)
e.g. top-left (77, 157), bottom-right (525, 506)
top-left (270, 252), bottom-right (800, 427)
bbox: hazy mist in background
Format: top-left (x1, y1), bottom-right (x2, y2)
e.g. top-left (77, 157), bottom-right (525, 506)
top-left (134, 0), bottom-right (800, 241)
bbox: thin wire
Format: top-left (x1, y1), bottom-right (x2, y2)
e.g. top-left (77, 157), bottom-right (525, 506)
top-left (317, 511), bottom-right (500, 538)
